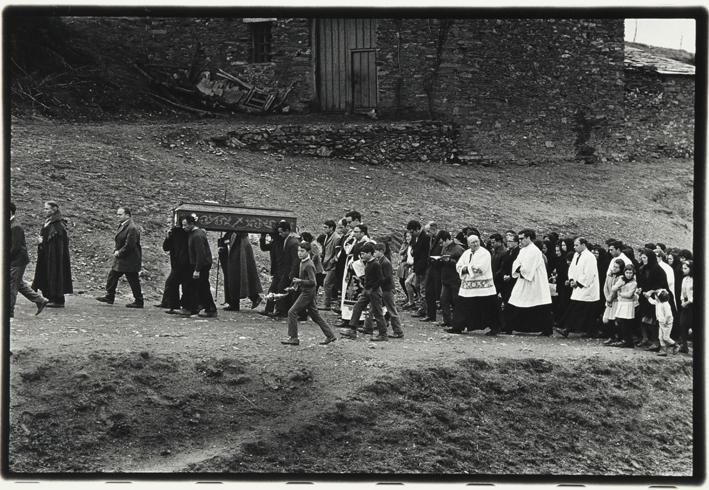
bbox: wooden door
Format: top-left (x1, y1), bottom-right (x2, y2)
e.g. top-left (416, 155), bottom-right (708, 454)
top-left (316, 18), bottom-right (377, 113)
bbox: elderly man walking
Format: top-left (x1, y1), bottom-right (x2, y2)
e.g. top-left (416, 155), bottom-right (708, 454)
top-left (506, 229), bottom-right (553, 335)
top-left (96, 207), bottom-right (144, 308)
top-left (447, 234), bottom-right (499, 335)
top-left (557, 237), bottom-right (599, 337)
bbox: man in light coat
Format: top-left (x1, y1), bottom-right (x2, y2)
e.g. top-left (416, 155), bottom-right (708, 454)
top-left (557, 237), bottom-right (599, 337)
top-left (507, 229), bottom-right (553, 335)
top-left (96, 207), bottom-right (144, 308)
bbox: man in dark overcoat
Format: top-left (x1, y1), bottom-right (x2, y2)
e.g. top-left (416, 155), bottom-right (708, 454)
top-left (273, 221), bottom-right (300, 317)
top-left (157, 222), bottom-right (191, 313)
top-left (96, 207), bottom-right (144, 308)
top-left (32, 200), bottom-right (73, 307)
top-left (219, 231), bottom-right (263, 311)
top-left (258, 224), bottom-right (285, 316)
top-left (181, 214), bottom-right (218, 317)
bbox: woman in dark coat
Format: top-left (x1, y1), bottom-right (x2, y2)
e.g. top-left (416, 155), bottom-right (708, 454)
top-left (552, 243), bottom-right (571, 326)
top-left (636, 248), bottom-right (669, 349)
top-left (32, 201), bottom-right (72, 306)
top-left (221, 231), bottom-right (263, 311)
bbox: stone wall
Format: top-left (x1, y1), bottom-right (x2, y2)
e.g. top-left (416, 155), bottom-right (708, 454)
top-left (376, 18), bottom-right (626, 163)
top-left (623, 69), bottom-right (695, 160)
top-left (64, 16), bottom-right (314, 111)
top-left (210, 121), bottom-right (457, 165)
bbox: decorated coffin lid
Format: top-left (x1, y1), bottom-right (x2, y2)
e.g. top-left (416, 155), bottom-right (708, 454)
top-left (173, 202), bottom-right (297, 233)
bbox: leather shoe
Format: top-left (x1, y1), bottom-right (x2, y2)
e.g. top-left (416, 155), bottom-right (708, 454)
top-left (484, 330), bottom-right (498, 336)
top-left (223, 305), bottom-right (240, 311)
top-left (370, 335), bottom-right (388, 342)
top-left (176, 309), bottom-right (197, 316)
top-left (319, 336), bottom-right (337, 345)
top-left (126, 302), bottom-right (144, 308)
top-left (35, 300), bottom-right (49, 315)
top-left (554, 327), bottom-right (569, 338)
top-left (333, 321), bottom-right (350, 329)
top-left (154, 303), bottom-right (167, 308)
top-left (420, 317), bottom-right (435, 322)
top-left (250, 297), bottom-right (262, 309)
top-left (388, 332), bottom-right (404, 339)
top-left (258, 311), bottom-right (273, 317)
top-left (198, 310), bottom-right (218, 318)
top-left (445, 328), bottom-right (463, 334)
top-left (340, 331), bottom-right (357, 339)
top-left (281, 337), bottom-right (300, 346)
top-left (96, 296), bottom-right (114, 305)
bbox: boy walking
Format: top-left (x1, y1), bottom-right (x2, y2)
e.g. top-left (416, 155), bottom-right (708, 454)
top-left (340, 242), bottom-right (389, 341)
top-left (362, 243), bottom-right (404, 338)
top-left (281, 242), bottom-right (337, 346)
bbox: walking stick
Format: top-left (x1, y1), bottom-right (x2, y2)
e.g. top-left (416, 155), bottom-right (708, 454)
top-left (215, 232), bottom-right (224, 304)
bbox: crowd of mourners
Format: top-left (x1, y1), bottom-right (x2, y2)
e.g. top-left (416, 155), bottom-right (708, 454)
top-left (10, 202), bottom-right (695, 356)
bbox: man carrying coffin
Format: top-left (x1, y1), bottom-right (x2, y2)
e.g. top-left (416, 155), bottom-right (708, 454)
top-left (507, 229), bottom-right (553, 335)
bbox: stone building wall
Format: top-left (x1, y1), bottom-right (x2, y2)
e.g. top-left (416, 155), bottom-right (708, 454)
top-left (624, 69), bottom-right (695, 160)
top-left (64, 16), bottom-right (314, 111)
top-left (376, 18), bottom-right (626, 163)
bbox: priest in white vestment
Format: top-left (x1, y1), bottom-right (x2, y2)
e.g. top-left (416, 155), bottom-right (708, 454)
top-left (507, 229), bottom-right (553, 335)
top-left (447, 234), bottom-right (500, 335)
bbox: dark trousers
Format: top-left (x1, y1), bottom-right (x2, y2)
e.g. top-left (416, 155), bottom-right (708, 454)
top-left (425, 267), bottom-right (442, 320)
top-left (161, 267), bottom-right (191, 309)
top-left (275, 272), bottom-right (295, 315)
top-left (10, 264), bottom-right (46, 316)
top-left (452, 294), bottom-right (500, 332)
top-left (679, 304), bottom-right (693, 346)
top-left (364, 289), bottom-right (403, 335)
top-left (350, 287), bottom-right (387, 336)
top-left (440, 282), bottom-right (459, 326)
top-left (287, 289), bottom-right (334, 339)
top-left (263, 275), bottom-right (279, 313)
top-left (106, 269), bottom-right (143, 304)
top-left (184, 269), bottom-right (216, 313)
top-left (616, 318), bottom-right (635, 346)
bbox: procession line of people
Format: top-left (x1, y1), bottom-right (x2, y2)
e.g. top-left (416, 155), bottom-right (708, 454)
top-left (9, 202), bottom-right (694, 357)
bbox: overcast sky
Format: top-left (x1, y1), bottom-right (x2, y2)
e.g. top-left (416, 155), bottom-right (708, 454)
top-left (624, 18), bottom-right (696, 53)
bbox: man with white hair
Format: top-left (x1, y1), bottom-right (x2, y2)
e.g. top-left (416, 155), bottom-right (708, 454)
top-left (507, 229), bottom-right (553, 335)
top-left (446, 234), bottom-right (499, 335)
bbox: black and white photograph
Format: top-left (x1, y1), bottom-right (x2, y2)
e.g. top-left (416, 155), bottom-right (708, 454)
top-left (4, 4), bottom-right (703, 484)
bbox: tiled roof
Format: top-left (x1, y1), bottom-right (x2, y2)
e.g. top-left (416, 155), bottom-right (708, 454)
top-left (625, 45), bottom-right (695, 76)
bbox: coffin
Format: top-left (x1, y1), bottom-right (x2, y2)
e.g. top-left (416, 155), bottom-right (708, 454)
top-left (173, 202), bottom-right (297, 233)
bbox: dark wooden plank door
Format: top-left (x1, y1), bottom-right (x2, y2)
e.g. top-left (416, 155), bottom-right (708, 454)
top-left (316, 18), bottom-right (376, 112)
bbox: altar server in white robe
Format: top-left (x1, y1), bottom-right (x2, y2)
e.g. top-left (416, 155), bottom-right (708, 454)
top-left (557, 237), bottom-right (600, 337)
top-left (507, 229), bottom-right (553, 335)
top-left (447, 234), bottom-right (500, 335)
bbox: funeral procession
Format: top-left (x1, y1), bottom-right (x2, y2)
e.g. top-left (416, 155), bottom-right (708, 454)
top-left (6, 11), bottom-right (697, 482)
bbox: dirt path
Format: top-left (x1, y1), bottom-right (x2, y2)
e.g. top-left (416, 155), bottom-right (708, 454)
top-left (10, 294), bottom-right (688, 473)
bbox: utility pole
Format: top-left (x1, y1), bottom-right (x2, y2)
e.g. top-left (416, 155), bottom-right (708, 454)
top-left (633, 19), bottom-right (638, 42)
